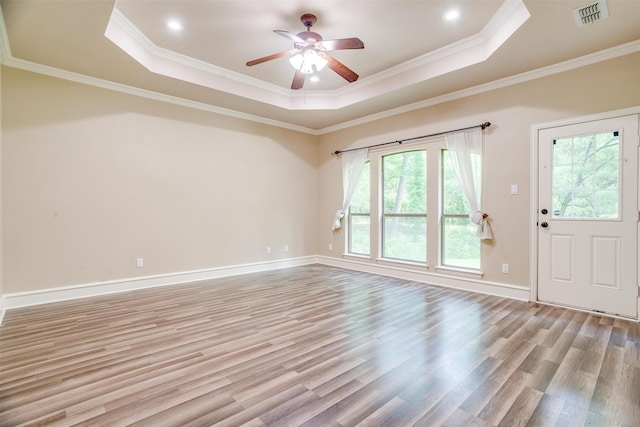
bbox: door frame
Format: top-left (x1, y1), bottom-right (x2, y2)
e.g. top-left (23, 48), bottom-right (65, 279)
top-left (529, 106), bottom-right (640, 320)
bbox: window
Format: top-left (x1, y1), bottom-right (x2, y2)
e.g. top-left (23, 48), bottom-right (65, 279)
top-left (382, 150), bottom-right (426, 262)
top-left (552, 131), bottom-right (619, 219)
top-left (344, 137), bottom-right (484, 272)
top-left (441, 149), bottom-right (480, 269)
top-left (348, 161), bottom-right (370, 255)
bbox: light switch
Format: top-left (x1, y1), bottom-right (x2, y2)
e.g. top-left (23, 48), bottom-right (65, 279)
top-left (511, 184), bottom-right (518, 195)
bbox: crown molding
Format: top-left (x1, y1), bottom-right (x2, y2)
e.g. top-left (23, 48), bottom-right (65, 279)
top-left (351, 0), bottom-right (529, 91)
top-left (1, 39), bottom-right (638, 136)
top-left (105, 0), bottom-right (530, 111)
top-left (2, 56), bottom-right (321, 134)
top-left (1, 2), bottom-right (638, 135)
top-left (318, 39), bottom-right (640, 134)
top-left (0, 6), bottom-right (318, 133)
top-left (0, 6), bottom-right (10, 64)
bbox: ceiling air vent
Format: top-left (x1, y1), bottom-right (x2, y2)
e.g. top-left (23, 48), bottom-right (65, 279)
top-left (573, 0), bottom-right (609, 27)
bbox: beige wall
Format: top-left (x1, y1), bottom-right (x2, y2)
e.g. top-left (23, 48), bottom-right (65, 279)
top-left (0, 64), bottom-right (3, 307)
top-left (2, 52), bottom-right (639, 296)
top-left (318, 52), bottom-right (640, 288)
top-left (2, 67), bottom-right (318, 292)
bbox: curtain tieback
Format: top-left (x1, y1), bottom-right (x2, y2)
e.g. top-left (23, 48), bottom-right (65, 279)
top-left (469, 210), bottom-right (493, 240)
top-left (469, 211), bottom-right (487, 225)
top-left (332, 209), bottom-right (345, 231)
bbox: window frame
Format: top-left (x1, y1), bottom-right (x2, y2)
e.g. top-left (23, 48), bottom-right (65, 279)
top-left (380, 150), bottom-right (427, 263)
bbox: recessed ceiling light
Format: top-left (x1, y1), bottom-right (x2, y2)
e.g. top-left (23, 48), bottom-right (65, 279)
top-left (444, 9), bottom-right (460, 21)
top-left (167, 19), bottom-right (183, 31)
top-left (310, 75), bottom-right (319, 82)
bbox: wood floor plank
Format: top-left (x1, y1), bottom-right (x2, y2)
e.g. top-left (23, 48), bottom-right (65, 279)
top-left (476, 369), bottom-right (530, 424)
top-left (411, 386), bottom-right (472, 426)
top-left (1, 265), bottom-right (639, 426)
top-left (524, 393), bottom-right (565, 427)
top-left (495, 386), bottom-right (544, 427)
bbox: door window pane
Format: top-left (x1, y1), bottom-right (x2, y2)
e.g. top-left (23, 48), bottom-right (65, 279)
top-left (552, 131), bottom-right (620, 218)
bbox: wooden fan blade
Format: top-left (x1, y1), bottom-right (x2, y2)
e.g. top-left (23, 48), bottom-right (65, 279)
top-left (325, 55), bottom-right (359, 83)
top-left (320, 38), bottom-right (364, 51)
top-left (246, 49), bottom-right (298, 66)
top-left (291, 70), bottom-right (305, 90)
top-left (274, 30), bottom-right (307, 45)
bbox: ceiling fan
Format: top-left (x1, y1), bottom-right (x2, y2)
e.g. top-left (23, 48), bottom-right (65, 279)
top-left (246, 13), bottom-right (364, 90)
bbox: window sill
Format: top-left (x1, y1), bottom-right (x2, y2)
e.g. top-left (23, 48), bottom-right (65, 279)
top-left (376, 258), bottom-right (428, 270)
top-left (343, 253), bottom-right (372, 262)
top-left (435, 265), bottom-right (484, 279)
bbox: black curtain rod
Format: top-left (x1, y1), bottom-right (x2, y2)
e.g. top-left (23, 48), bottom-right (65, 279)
top-left (332, 122), bottom-right (491, 155)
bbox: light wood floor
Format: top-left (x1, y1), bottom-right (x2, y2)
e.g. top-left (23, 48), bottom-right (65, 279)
top-left (1, 265), bottom-right (639, 426)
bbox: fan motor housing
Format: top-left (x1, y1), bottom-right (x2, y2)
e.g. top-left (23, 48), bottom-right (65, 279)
top-left (297, 31), bottom-right (323, 43)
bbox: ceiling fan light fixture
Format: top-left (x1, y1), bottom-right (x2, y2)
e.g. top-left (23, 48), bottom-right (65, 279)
top-left (289, 49), bottom-right (328, 74)
top-left (246, 13), bottom-right (362, 88)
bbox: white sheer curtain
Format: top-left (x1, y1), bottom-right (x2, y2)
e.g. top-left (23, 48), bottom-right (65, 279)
top-left (332, 148), bottom-right (368, 231)
top-left (444, 128), bottom-right (493, 240)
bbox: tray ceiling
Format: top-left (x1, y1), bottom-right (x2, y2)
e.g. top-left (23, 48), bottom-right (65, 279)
top-left (1, 0), bottom-right (639, 132)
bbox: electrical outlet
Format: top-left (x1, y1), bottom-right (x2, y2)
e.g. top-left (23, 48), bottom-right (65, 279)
top-left (266, 246), bottom-right (271, 254)
top-left (329, 243), bottom-right (333, 251)
top-left (284, 245), bottom-right (289, 252)
top-left (501, 263), bottom-right (509, 274)
top-left (136, 258), bottom-right (144, 268)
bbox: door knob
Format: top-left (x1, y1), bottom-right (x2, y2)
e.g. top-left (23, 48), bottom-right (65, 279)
top-left (540, 222), bottom-right (549, 228)
top-left (541, 209), bottom-right (548, 214)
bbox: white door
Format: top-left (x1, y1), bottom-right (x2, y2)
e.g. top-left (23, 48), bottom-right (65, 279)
top-left (538, 114), bottom-right (639, 318)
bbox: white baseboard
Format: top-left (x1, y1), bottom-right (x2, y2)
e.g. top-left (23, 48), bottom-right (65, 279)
top-left (1, 255), bottom-right (531, 316)
top-left (318, 256), bottom-right (531, 301)
top-left (3, 256), bottom-right (318, 310)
